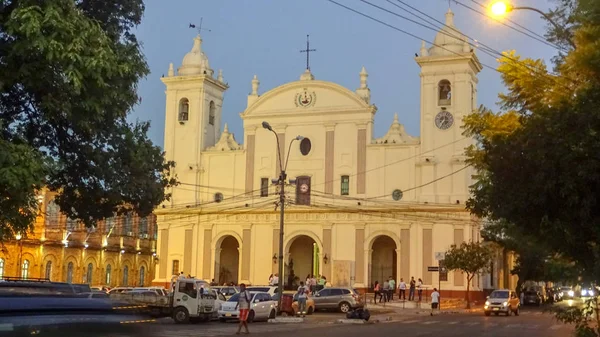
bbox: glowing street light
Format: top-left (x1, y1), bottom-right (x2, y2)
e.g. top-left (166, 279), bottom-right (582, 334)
top-left (490, 1), bottom-right (509, 16)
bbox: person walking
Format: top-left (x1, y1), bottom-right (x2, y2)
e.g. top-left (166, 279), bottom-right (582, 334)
top-left (409, 277), bottom-right (416, 301)
top-left (388, 276), bottom-right (396, 301)
top-left (235, 283), bottom-right (251, 335)
top-left (382, 279), bottom-right (390, 303)
top-left (398, 278), bottom-right (407, 301)
top-left (297, 281), bottom-right (309, 317)
top-left (417, 278), bottom-right (423, 301)
top-left (373, 281), bottom-right (382, 303)
top-left (430, 288), bottom-right (440, 316)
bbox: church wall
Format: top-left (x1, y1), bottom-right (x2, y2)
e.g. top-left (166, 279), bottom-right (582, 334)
top-left (249, 223), bottom-right (274, 285)
top-left (200, 152), bottom-right (246, 204)
top-left (331, 223), bottom-right (356, 287)
top-left (365, 145), bottom-right (419, 202)
top-left (332, 123), bottom-right (358, 198)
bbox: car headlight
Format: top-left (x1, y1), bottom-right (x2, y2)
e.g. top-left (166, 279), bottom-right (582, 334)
top-left (582, 290), bottom-right (588, 296)
top-left (485, 301), bottom-right (490, 306)
top-left (590, 291), bottom-right (594, 296)
top-left (568, 290), bottom-right (574, 297)
top-left (502, 301), bottom-right (508, 306)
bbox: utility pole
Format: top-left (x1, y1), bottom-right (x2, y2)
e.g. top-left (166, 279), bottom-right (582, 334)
top-left (262, 121), bottom-right (303, 313)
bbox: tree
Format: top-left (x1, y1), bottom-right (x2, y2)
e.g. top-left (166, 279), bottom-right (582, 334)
top-left (463, 0), bottom-right (600, 333)
top-left (443, 242), bottom-right (493, 309)
top-left (0, 0), bottom-right (176, 240)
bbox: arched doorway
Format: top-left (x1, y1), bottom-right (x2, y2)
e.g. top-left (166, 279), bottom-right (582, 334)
top-left (286, 235), bottom-right (318, 290)
top-left (370, 236), bottom-right (397, 287)
top-left (216, 236), bottom-right (239, 285)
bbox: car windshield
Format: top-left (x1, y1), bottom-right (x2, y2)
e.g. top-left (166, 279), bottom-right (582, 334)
top-left (489, 291), bottom-right (509, 299)
top-left (227, 292), bottom-right (256, 302)
top-left (247, 287), bottom-right (270, 292)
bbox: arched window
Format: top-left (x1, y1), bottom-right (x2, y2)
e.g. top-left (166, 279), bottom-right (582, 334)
top-left (139, 217), bottom-right (148, 237)
top-left (21, 260), bottom-right (30, 279)
top-left (0, 258), bottom-right (4, 279)
top-left (209, 101), bottom-right (216, 125)
top-left (66, 217), bottom-right (77, 231)
top-left (139, 266), bottom-right (146, 286)
top-left (438, 79), bottom-right (451, 105)
top-left (105, 215), bottom-right (115, 234)
top-left (123, 213), bottom-right (133, 236)
top-left (67, 262), bottom-right (74, 283)
top-left (179, 98), bottom-right (190, 122)
top-left (122, 266), bottom-right (129, 286)
top-left (105, 264), bottom-right (112, 285)
top-left (45, 261), bottom-right (52, 280)
top-left (86, 263), bottom-right (93, 285)
top-left (45, 200), bottom-right (59, 226)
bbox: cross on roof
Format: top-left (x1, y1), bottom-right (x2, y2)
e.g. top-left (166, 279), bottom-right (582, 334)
top-left (300, 35), bottom-right (316, 71)
top-left (189, 18), bottom-right (211, 34)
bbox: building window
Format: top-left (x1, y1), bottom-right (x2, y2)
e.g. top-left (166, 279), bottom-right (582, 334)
top-left (341, 175), bottom-right (350, 196)
top-left (295, 176), bottom-right (311, 206)
top-left (172, 260), bottom-right (180, 276)
top-left (106, 264), bottom-right (112, 285)
top-left (300, 138), bottom-right (312, 156)
top-left (67, 262), bottom-right (74, 283)
top-left (0, 258), bottom-right (4, 279)
top-left (260, 178), bottom-right (269, 197)
top-left (66, 217), bottom-right (77, 231)
top-left (209, 101), bottom-right (215, 125)
top-left (86, 263), bottom-right (93, 285)
top-left (122, 266), bottom-right (129, 286)
top-left (139, 266), bottom-right (146, 286)
top-left (179, 98), bottom-right (189, 122)
top-left (45, 200), bottom-right (59, 226)
top-left (123, 213), bottom-right (133, 236)
top-left (139, 217), bottom-right (148, 237)
top-left (105, 215), bottom-right (115, 234)
top-left (21, 260), bottom-right (30, 279)
top-left (438, 80), bottom-right (451, 105)
top-left (45, 261), bottom-right (52, 280)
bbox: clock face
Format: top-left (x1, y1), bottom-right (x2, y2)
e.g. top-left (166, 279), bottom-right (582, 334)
top-left (300, 184), bottom-right (309, 193)
top-left (392, 189), bottom-right (403, 201)
top-left (435, 111), bottom-right (454, 130)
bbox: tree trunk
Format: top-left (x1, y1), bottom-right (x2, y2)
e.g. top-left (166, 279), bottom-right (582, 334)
top-left (466, 274), bottom-right (471, 309)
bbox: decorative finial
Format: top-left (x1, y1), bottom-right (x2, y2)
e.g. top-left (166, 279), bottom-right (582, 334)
top-left (420, 41), bottom-right (429, 56)
top-left (192, 35), bottom-right (202, 53)
top-left (218, 69), bottom-right (224, 82)
top-left (393, 113), bottom-right (399, 123)
top-left (445, 8), bottom-right (455, 26)
top-left (359, 66), bottom-right (368, 89)
top-left (251, 75), bottom-right (259, 95)
top-left (223, 123), bottom-right (229, 133)
top-left (168, 63), bottom-right (174, 77)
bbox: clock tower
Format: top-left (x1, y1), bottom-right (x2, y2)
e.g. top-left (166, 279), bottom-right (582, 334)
top-left (415, 8), bottom-right (482, 204)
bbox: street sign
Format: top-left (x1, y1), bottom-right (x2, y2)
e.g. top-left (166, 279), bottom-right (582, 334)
top-left (435, 252), bottom-right (445, 261)
top-left (427, 266), bottom-right (439, 272)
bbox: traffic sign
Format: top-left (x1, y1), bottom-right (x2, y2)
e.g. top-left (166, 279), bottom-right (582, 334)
top-left (427, 266), bottom-right (439, 272)
top-left (435, 252), bottom-right (445, 261)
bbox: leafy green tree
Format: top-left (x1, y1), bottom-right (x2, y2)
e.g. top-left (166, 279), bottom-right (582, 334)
top-left (0, 0), bottom-right (175, 240)
top-left (443, 242), bottom-right (493, 309)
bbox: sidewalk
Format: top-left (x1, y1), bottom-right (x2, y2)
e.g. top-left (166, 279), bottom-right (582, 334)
top-left (366, 299), bottom-right (484, 316)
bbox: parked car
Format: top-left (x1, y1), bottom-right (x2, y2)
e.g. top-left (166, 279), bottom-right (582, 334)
top-left (218, 292), bottom-right (277, 322)
top-left (246, 286), bottom-right (278, 296)
top-left (559, 286), bottom-right (575, 299)
top-left (312, 287), bottom-right (363, 313)
top-left (484, 289), bottom-right (520, 316)
top-left (522, 291), bottom-right (542, 306)
top-left (213, 286), bottom-right (239, 299)
top-left (272, 291), bottom-right (316, 316)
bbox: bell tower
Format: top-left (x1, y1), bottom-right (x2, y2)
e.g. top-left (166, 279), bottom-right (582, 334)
top-left (415, 9), bottom-right (482, 204)
top-left (162, 35), bottom-right (229, 205)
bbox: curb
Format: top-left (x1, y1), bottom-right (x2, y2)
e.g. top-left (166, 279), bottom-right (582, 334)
top-left (335, 319), bottom-right (370, 324)
top-left (268, 318), bottom-right (305, 324)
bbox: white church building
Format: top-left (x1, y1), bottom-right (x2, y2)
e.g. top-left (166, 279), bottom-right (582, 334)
top-left (153, 9), bottom-right (485, 298)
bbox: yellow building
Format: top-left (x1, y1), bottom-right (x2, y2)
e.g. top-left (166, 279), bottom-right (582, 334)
top-left (0, 191), bottom-right (157, 287)
top-left (154, 9), bottom-right (484, 297)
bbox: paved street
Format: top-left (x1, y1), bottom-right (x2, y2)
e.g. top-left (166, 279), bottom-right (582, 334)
top-left (128, 307), bottom-right (574, 337)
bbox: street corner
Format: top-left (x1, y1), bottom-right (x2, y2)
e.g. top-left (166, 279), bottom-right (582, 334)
top-left (268, 317), bottom-right (305, 324)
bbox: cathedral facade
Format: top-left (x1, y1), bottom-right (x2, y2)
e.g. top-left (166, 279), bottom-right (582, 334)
top-left (153, 9), bottom-right (484, 297)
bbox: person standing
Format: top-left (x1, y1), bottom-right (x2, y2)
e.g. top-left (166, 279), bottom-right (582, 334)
top-left (382, 279), bottom-right (390, 303)
top-left (417, 278), bottom-right (423, 301)
top-left (272, 273), bottom-right (279, 286)
top-left (430, 288), bottom-right (440, 316)
top-left (297, 281), bottom-right (309, 317)
top-left (388, 276), bottom-right (396, 301)
top-left (409, 277), bottom-right (416, 301)
top-left (373, 281), bottom-right (382, 303)
top-left (398, 278), bottom-right (407, 301)
top-left (235, 283), bottom-right (251, 335)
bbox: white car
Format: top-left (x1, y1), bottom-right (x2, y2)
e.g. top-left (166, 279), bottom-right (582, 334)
top-left (218, 292), bottom-right (277, 322)
top-left (246, 286), bottom-right (278, 297)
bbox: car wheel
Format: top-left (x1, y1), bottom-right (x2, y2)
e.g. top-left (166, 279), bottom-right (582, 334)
top-left (173, 307), bottom-right (190, 324)
top-left (308, 306), bottom-right (314, 315)
top-left (269, 309), bottom-right (276, 319)
top-left (247, 310), bottom-right (255, 323)
top-left (339, 302), bottom-right (351, 313)
top-left (484, 311), bottom-right (491, 316)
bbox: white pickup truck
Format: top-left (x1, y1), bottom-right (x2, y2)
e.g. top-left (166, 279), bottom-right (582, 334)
top-left (111, 278), bottom-right (220, 324)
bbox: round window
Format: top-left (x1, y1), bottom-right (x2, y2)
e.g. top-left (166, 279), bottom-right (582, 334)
top-left (214, 193), bottom-right (224, 203)
top-left (300, 138), bottom-right (312, 156)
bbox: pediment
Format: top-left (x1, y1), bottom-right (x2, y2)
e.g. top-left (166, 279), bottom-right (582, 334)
top-left (242, 80), bottom-right (371, 117)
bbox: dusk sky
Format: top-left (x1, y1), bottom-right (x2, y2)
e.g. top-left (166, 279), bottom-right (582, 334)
top-left (132, 0), bottom-right (557, 147)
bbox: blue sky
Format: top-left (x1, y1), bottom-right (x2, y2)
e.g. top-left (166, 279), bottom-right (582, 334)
top-left (132, 0), bottom-right (557, 147)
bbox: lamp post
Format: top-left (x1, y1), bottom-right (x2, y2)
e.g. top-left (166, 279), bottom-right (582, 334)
top-left (15, 233), bottom-right (22, 278)
top-left (261, 121), bottom-right (303, 313)
top-left (489, 1), bottom-right (575, 49)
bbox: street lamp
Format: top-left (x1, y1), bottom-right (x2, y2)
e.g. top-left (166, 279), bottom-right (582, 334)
top-left (488, 1), bottom-right (574, 48)
top-left (262, 121), bottom-right (303, 313)
top-left (15, 233), bottom-right (23, 278)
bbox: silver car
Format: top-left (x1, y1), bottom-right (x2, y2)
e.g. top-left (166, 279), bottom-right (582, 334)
top-left (312, 287), bottom-right (363, 313)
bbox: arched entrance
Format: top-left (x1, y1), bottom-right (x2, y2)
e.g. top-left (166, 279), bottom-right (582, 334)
top-left (286, 235), bottom-right (318, 290)
top-left (216, 236), bottom-right (239, 285)
top-left (370, 236), bottom-right (397, 287)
